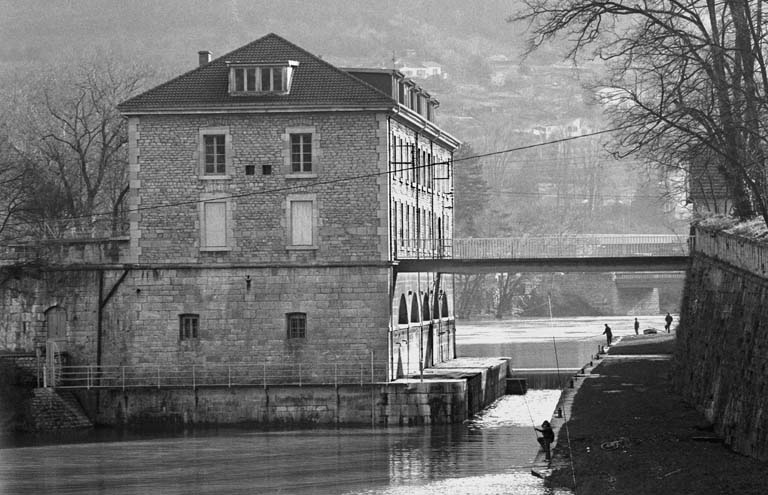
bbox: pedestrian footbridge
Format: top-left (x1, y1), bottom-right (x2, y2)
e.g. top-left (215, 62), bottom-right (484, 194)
top-left (395, 235), bottom-right (691, 273)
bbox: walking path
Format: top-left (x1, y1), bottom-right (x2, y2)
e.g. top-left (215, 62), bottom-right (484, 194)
top-left (532, 334), bottom-right (767, 494)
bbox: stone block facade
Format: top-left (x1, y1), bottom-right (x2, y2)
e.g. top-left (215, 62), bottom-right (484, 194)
top-left (676, 228), bottom-right (768, 460)
top-left (128, 112), bottom-right (387, 264)
top-left (100, 266), bottom-right (392, 373)
top-left (0, 36), bottom-right (463, 430)
top-left (0, 270), bottom-right (102, 360)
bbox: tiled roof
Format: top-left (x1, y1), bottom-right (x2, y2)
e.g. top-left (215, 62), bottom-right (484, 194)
top-left (118, 33), bottom-right (396, 113)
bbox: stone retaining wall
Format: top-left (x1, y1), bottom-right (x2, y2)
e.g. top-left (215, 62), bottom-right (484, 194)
top-left (676, 228), bottom-right (768, 460)
top-left (89, 359), bottom-right (507, 428)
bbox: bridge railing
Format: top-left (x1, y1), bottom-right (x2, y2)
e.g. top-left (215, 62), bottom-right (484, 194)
top-left (397, 235), bottom-right (690, 260)
top-left (395, 238), bottom-right (452, 259)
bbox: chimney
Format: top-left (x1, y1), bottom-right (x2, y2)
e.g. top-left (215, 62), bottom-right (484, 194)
top-left (198, 50), bottom-right (212, 67)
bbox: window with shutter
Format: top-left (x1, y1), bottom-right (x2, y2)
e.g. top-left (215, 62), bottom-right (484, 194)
top-left (203, 201), bottom-right (227, 248)
top-left (290, 200), bottom-right (313, 246)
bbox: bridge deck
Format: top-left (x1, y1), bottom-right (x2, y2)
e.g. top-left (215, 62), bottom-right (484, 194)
top-left (395, 256), bottom-right (690, 273)
top-left (394, 235), bottom-right (691, 272)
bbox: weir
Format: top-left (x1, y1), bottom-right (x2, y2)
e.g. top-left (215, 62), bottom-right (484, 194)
top-left (507, 368), bottom-right (583, 390)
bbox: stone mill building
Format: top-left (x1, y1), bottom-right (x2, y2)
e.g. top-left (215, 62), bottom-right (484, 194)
top-left (1, 34), bottom-right (462, 404)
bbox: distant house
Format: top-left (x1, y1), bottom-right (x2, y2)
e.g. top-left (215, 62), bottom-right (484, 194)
top-left (1, 34), bottom-right (460, 386)
top-left (399, 62), bottom-right (444, 80)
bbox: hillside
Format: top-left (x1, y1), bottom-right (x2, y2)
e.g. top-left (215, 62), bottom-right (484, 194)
top-left (1, 0), bottom-right (687, 235)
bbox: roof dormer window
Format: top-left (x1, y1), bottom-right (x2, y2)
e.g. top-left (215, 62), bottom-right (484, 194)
top-left (228, 61), bottom-right (298, 95)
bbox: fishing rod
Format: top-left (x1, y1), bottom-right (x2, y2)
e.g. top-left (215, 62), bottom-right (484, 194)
top-left (553, 336), bottom-right (578, 491)
top-left (522, 390), bottom-right (541, 441)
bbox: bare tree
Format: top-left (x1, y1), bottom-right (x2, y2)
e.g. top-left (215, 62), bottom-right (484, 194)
top-left (0, 141), bottom-right (30, 241)
top-left (2, 53), bottom-right (151, 240)
top-left (513, 0), bottom-right (768, 225)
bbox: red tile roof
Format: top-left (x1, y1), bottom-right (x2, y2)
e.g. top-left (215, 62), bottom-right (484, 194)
top-left (118, 33), bottom-right (396, 113)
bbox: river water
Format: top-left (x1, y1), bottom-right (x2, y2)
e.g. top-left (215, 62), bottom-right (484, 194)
top-left (0, 315), bottom-right (660, 494)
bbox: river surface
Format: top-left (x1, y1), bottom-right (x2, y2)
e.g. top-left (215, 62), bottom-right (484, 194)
top-left (0, 315), bottom-right (663, 494)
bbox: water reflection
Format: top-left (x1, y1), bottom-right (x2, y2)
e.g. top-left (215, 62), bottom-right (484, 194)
top-left (0, 393), bottom-right (561, 495)
top-left (1, 317), bottom-right (607, 494)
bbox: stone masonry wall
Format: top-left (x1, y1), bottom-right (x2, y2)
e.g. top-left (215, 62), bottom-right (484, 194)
top-left (99, 265), bottom-right (391, 380)
top-left (676, 250), bottom-right (768, 460)
top-left (131, 112), bottom-right (384, 264)
top-left (0, 264), bottom-right (391, 381)
top-left (90, 359), bottom-right (508, 427)
top-left (0, 268), bottom-right (104, 363)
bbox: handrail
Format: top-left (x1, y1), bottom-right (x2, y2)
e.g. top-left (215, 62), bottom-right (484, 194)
top-left (44, 340), bottom-right (62, 388)
top-left (55, 361), bottom-right (391, 390)
top-left (694, 228), bottom-right (768, 277)
top-left (397, 235), bottom-right (690, 260)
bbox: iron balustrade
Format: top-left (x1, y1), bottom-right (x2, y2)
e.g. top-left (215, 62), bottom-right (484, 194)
top-left (395, 237), bottom-right (452, 259)
top-left (397, 235), bottom-right (691, 260)
top-left (694, 228), bottom-right (768, 278)
top-left (51, 361), bottom-right (390, 390)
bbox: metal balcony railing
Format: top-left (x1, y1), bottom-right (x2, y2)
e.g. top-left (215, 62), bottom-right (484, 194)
top-left (49, 360), bottom-right (390, 390)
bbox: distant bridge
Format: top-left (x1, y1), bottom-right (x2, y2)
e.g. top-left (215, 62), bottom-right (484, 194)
top-left (395, 235), bottom-right (691, 273)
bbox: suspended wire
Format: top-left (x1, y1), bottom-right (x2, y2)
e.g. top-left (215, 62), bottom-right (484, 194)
top-left (452, 125), bottom-right (633, 164)
top-left (2, 125), bottom-right (634, 231)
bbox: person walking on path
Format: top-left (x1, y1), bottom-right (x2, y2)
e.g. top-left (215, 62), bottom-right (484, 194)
top-left (634, 318), bottom-right (639, 335)
top-left (535, 420), bottom-right (555, 461)
top-left (665, 312), bottom-right (673, 333)
top-left (603, 324), bottom-right (613, 347)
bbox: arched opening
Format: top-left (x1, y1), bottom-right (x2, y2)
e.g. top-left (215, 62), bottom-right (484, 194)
top-left (432, 292), bottom-right (440, 319)
top-left (45, 306), bottom-right (67, 341)
top-left (422, 293), bottom-right (430, 321)
top-left (410, 293), bottom-right (420, 323)
top-left (398, 294), bottom-right (408, 324)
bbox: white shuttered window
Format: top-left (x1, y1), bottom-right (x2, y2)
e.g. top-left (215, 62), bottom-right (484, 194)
top-left (290, 200), bottom-right (313, 246)
top-left (204, 202), bottom-right (227, 247)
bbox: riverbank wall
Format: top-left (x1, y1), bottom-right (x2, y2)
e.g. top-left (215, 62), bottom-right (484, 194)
top-left (675, 226), bottom-right (768, 460)
top-left (90, 357), bottom-right (509, 427)
top-left (4, 357), bottom-right (510, 430)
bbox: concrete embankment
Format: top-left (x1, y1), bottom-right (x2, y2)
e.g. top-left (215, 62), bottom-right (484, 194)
top-left (3, 357), bottom-right (511, 430)
top-left (538, 335), bottom-right (767, 494)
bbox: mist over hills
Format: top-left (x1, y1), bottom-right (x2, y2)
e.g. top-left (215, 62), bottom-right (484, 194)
top-left (2, 1), bottom-right (685, 235)
top-left (1, 0), bottom-right (592, 132)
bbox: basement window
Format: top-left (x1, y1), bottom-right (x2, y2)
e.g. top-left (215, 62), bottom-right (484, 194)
top-left (179, 314), bottom-right (199, 340)
top-left (287, 312), bottom-right (306, 339)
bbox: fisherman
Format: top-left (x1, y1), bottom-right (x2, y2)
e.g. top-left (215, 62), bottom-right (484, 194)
top-left (535, 420), bottom-right (555, 460)
top-left (634, 318), bottom-right (639, 335)
top-left (603, 323), bottom-right (613, 347)
top-left (665, 312), bottom-right (673, 333)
